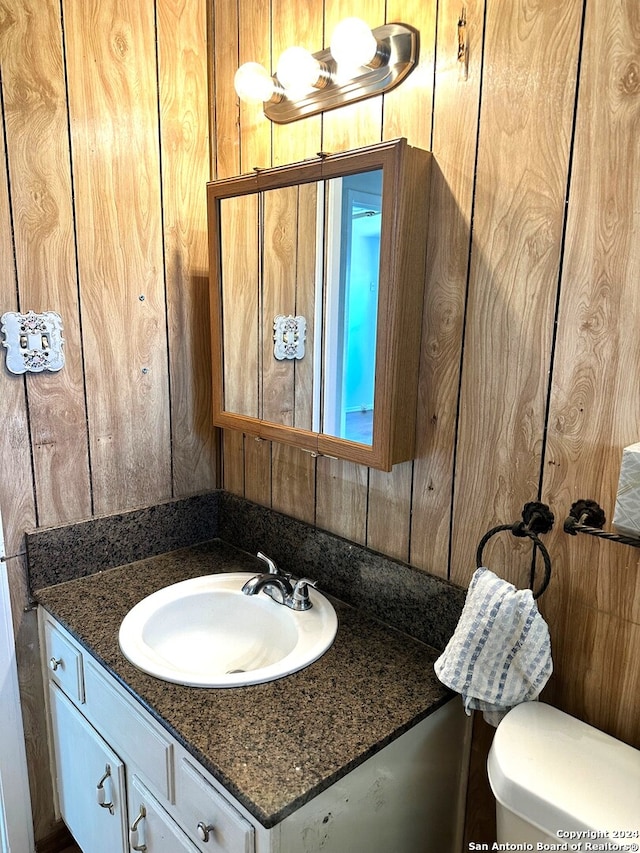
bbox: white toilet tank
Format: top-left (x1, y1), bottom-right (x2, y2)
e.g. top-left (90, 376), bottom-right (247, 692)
top-left (487, 702), bottom-right (640, 847)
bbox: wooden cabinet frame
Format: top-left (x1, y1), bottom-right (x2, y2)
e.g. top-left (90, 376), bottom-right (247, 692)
top-left (207, 138), bottom-right (431, 471)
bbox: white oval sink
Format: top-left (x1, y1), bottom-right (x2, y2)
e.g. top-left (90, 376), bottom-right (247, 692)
top-left (118, 573), bottom-right (338, 687)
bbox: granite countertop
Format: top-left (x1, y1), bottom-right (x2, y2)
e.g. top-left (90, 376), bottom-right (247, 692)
top-left (35, 539), bottom-right (453, 829)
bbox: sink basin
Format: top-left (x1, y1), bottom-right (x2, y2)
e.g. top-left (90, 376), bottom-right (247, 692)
top-left (118, 573), bottom-right (338, 687)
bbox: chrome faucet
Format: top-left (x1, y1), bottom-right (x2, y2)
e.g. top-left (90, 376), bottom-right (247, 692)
top-left (256, 551), bottom-right (280, 575)
top-left (242, 553), bottom-right (317, 611)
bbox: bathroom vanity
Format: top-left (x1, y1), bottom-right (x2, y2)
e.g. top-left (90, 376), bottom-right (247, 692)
top-left (35, 538), bottom-right (470, 853)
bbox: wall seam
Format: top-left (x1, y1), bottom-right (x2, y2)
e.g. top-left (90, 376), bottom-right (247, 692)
top-left (59, 0), bottom-right (95, 520)
top-left (446, 0), bottom-right (489, 582)
top-left (153, 0), bottom-right (175, 498)
top-left (531, 0), bottom-right (590, 587)
top-left (0, 67), bottom-right (40, 530)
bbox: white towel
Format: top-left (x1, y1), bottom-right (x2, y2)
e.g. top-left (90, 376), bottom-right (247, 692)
top-left (434, 567), bottom-right (552, 726)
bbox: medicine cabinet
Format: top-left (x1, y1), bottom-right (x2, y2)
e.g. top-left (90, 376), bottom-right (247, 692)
top-left (207, 138), bottom-right (431, 471)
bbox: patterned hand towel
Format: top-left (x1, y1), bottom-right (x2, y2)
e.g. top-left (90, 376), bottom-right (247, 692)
top-left (434, 567), bottom-right (552, 726)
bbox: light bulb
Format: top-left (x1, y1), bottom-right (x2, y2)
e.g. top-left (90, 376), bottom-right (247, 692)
top-left (330, 17), bottom-right (379, 72)
top-left (276, 46), bottom-right (324, 96)
top-left (234, 62), bottom-right (277, 103)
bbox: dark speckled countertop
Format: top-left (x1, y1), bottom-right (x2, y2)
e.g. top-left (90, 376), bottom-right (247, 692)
top-left (35, 539), bottom-right (453, 829)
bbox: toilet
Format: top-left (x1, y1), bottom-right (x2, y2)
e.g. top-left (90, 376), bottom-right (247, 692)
top-left (488, 702), bottom-right (640, 846)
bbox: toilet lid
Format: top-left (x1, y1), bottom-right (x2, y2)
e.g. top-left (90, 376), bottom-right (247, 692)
top-left (487, 702), bottom-right (640, 837)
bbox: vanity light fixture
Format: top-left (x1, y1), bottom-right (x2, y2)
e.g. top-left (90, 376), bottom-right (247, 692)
top-left (233, 17), bottom-right (419, 124)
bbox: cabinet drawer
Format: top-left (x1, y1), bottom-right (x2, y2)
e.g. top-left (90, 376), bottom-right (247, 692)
top-left (84, 658), bottom-right (173, 802)
top-left (128, 775), bottom-right (199, 853)
top-left (175, 758), bottom-right (254, 853)
top-left (44, 619), bottom-right (84, 704)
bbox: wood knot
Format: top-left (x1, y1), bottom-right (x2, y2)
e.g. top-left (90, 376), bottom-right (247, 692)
top-left (112, 31), bottom-right (129, 59)
top-left (619, 61), bottom-right (640, 96)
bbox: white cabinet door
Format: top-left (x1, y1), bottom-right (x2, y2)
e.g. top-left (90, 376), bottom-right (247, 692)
top-left (49, 682), bottom-right (128, 853)
top-left (127, 775), bottom-right (200, 853)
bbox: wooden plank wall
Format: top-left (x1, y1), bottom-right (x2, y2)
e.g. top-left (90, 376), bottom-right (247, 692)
top-left (0, 0), bottom-right (215, 841)
top-left (0, 0), bottom-right (638, 846)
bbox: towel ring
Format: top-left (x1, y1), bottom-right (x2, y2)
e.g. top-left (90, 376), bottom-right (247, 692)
top-left (476, 502), bottom-right (554, 599)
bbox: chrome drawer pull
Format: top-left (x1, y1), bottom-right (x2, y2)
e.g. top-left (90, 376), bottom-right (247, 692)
top-left (49, 656), bottom-right (62, 671)
top-left (96, 764), bottom-right (115, 815)
top-left (197, 821), bottom-right (215, 842)
top-left (130, 805), bottom-right (147, 851)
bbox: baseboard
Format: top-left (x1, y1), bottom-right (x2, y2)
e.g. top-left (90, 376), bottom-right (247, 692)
top-left (36, 821), bottom-right (75, 853)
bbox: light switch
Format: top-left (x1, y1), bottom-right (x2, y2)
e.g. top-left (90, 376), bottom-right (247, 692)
top-left (1, 311), bottom-right (65, 374)
top-left (273, 314), bottom-right (306, 360)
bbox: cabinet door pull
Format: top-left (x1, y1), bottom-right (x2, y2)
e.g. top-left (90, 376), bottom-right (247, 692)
top-left (49, 656), bottom-right (63, 671)
top-left (129, 805), bottom-right (147, 851)
top-left (197, 821), bottom-right (215, 842)
top-left (96, 764), bottom-right (115, 815)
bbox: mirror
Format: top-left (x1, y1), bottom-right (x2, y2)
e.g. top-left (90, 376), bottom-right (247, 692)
top-left (322, 170), bottom-right (382, 445)
top-left (208, 139), bottom-right (431, 470)
top-left (218, 170), bottom-right (382, 447)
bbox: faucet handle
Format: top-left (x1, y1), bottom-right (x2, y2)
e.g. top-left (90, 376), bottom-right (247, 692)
top-left (291, 578), bottom-right (317, 611)
top-left (257, 552), bottom-right (279, 574)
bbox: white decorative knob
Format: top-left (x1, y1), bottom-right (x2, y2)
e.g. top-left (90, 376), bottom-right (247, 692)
top-left (49, 657), bottom-right (62, 671)
top-left (197, 821), bottom-right (215, 842)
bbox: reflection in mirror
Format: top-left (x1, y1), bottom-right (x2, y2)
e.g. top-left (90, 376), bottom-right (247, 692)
top-left (263, 183), bottom-right (318, 430)
top-left (218, 168), bottom-right (382, 448)
top-left (220, 193), bottom-right (259, 419)
top-left (322, 169), bottom-right (382, 446)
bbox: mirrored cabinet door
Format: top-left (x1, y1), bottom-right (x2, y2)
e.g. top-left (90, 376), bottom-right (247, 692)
top-left (321, 169), bottom-right (382, 447)
top-left (262, 182), bottom-right (318, 431)
top-left (208, 138), bottom-right (432, 471)
top-left (219, 193), bottom-right (259, 420)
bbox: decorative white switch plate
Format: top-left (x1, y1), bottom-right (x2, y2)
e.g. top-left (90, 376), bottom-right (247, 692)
top-left (1, 311), bottom-right (65, 374)
top-left (273, 314), bottom-right (306, 361)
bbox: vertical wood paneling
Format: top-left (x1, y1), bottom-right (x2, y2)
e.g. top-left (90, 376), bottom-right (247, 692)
top-left (542, 0), bottom-right (640, 745)
top-left (367, 0), bottom-right (439, 562)
top-left (321, 0), bottom-right (384, 148)
top-left (221, 430), bottom-right (246, 495)
top-left (158, 0), bottom-right (217, 496)
top-left (268, 0), bottom-right (323, 524)
top-left (1, 95), bottom-right (55, 843)
top-left (0, 104), bottom-right (35, 560)
top-left (220, 194), bottom-right (260, 417)
top-left (315, 455), bottom-right (368, 543)
top-left (1, 5), bottom-right (84, 839)
top-left (211, 0), bottom-right (239, 180)
top-left (211, 0), bottom-right (243, 491)
top-left (450, 0), bottom-right (583, 590)
top-left (1, 1), bottom-right (217, 844)
top-left (293, 181), bottom-right (318, 432)
top-left (238, 0), bottom-right (274, 499)
top-left (314, 0), bottom-right (384, 544)
top-left (271, 442), bottom-right (316, 523)
top-left (244, 436), bottom-right (272, 505)
top-left (1, 0), bottom-right (91, 528)
top-left (262, 185), bottom-right (298, 424)
top-left (238, 0), bottom-right (272, 173)
top-left (383, 0), bottom-right (437, 146)
top-left (410, 0), bottom-right (485, 577)
top-left (63, 0), bottom-right (171, 515)
top-left (271, 0), bottom-right (323, 166)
